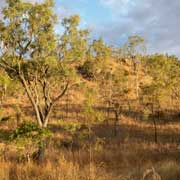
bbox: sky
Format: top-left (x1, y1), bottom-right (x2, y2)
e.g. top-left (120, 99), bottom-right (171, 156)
top-left (0, 0), bottom-right (180, 57)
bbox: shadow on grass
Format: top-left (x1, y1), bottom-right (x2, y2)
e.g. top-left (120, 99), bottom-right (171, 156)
top-left (92, 123), bottom-right (180, 144)
top-left (0, 129), bottom-right (11, 142)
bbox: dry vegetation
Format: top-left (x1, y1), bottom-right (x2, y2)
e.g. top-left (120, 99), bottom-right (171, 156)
top-left (1, 97), bottom-right (180, 180)
top-left (0, 0), bottom-right (180, 179)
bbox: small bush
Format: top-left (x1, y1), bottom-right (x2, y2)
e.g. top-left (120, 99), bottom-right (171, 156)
top-left (78, 60), bottom-right (95, 80)
top-left (9, 122), bottom-right (51, 162)
top-left (10, 122), bottom-right (51, 141)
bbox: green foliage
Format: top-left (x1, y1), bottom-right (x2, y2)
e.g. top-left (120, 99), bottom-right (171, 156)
top-left (0, 0), bottom-right (58, 83)
top-left (141, 55), bottom-right (179, 108)
top-left (88, 38), bottom-right (111, 60)
top-left (59, 15), bottom-right (89, 63)
top-left (0, 0), bottom-right (179, 133)
top-left (0, 71), bottom-right (18, 99)
top-left (0, 0), bottom-right (82, 127)
top-left (83, 88), bottom-right (96, 121)
top-left (78, 60), bottom-right (95, 79)
top-left (125, 35), bottom-right (145, 57)
top-left (10, 121), bottom-right (51, 147)
top-left (78, 38), bottom-right (112, 80)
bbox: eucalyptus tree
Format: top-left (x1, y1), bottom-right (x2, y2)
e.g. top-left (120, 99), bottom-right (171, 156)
top-left (99, 58), bottom-right (130, 135)
top-left (59, 15), bottom-right (89, 64)
top-left (79, 38), bottom-right (112, 80)
top-left (168, 56), bottom-right (180, 112)
top-left (58, 15), bottom-right (89, 118)
top-left (125, 36), bottom-right (145, 98)
top-left (141, 54), bottom-right (179, 143)
top-left (110, 64), bottom-right (131, 136)
top-left (0, 0), bottom-right (83, 127)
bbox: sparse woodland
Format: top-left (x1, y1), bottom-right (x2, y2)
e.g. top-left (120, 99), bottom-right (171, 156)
top-left (0, 0), bottom-right (180, 179)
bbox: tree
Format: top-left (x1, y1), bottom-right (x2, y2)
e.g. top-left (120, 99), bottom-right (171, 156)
top-left (141, 54), bottom-right (179, 143)
top-left (58, 15), bottom-right (89, 118)
top-left (59, 15), bottom-right (89, 64)
top-left (99, 59), bottom-right (130, 136)
top-left (125, 36), bottom-right (145, 98)
top-left (0, 70), bottom-right (12, 105)
top-left (79, 38), bottom-right (112, 80)
top-left (0, 0), bottom-right (80, 127)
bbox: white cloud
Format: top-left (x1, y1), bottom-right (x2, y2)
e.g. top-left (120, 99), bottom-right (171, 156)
top-left (98, 0), bottom-right (180, 57)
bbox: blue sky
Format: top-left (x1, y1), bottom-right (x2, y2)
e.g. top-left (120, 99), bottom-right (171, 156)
top-left (54, 0), bottom-right (138, 45)
top-left (55, 0), bottom-right (113, 24)
top-left (53, 0), bottom-right (180, 57)
top-left (54, 0), bottom-right (114, 36)
top-left (0, 0), bottom-right (180, 57)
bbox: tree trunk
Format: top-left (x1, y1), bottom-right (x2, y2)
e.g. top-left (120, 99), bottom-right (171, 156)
top-left (106, 101), bottom-right (111, 125)
top-left (151, 104), bottom-right (158, 143)
top-left (20, 75), bottom-right (43, 127)
top-left (33, 139), bottom-right (47, 163)
top-left (135, 70), bottom-right (139, 98)
top-left (153, 118), bottom-right (158, 143)
top-left (66, 89), bottom-right (69, 119)
top-left (43, 106), bottom-right (53, 128)
top-left (20, 75), bottom-right (69, 128)
top-left (114, 111), bottom-right (119, 136)
top-left (133, 59), bottom-right (139, 99)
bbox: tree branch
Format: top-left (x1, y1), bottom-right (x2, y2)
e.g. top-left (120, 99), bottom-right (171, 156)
top-left (53, 82), bottom-right (69, 104)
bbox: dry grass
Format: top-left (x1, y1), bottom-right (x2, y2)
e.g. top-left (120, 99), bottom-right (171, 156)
top-left (1, 100), bottom-right (180, 179)
top-left (1, 141), bottom-right (180, 180)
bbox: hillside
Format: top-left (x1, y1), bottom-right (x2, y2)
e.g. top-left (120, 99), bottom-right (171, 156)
top-left (0, 0), bottom-right (180, 180)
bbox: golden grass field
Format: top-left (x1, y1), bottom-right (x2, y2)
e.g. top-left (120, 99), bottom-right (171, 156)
top-left (0, 98), bottom-right (180, 180)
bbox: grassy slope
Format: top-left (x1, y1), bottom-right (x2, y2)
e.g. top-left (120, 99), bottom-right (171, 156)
top-left (0, 99), bottom-right (180, 179)
top-left (0, 59), bottom-right (180, 179)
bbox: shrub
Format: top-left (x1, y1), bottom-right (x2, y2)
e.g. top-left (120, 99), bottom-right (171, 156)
top-left (78, 60), bottom-right (95, 80)
top-left (10, 122), bottom-right (51, 141)
top-left (9, 122), bottom-right (51, 162)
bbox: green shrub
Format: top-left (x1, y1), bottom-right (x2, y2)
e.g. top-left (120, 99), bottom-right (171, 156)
top-left (10, 121), bottom-right (51, 147)
top-left (78, 60), bottom-right (95, 79)
top-left (9, 122), bottom-right (52, 162)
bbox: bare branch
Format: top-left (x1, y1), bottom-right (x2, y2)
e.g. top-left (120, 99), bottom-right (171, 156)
top-left (0, 59), bottom-right (17, 73)
top-left (53, 81), bottom-right (69, 104)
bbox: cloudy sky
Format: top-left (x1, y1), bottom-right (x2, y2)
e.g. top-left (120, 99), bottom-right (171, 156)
top-left (0, 0), bottom-right (180, 57)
